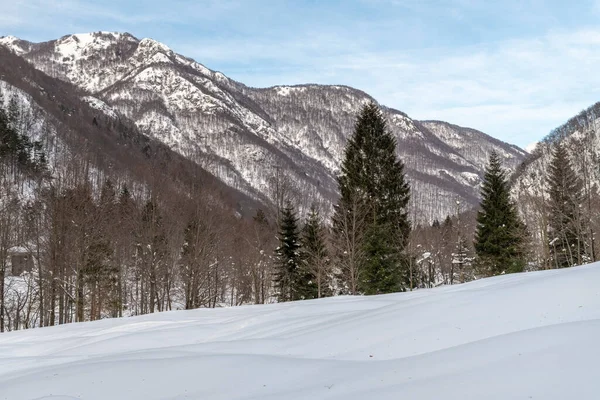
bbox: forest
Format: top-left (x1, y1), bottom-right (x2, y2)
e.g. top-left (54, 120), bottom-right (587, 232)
top-left (1, 82), bottom-right (599, 333)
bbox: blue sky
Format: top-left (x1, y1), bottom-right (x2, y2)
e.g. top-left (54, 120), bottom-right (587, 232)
top-left (2, 0), bottom-right (600, 147)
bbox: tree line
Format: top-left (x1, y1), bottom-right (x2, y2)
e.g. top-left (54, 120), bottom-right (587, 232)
top-left (1, 92), bottom-right (597, 332)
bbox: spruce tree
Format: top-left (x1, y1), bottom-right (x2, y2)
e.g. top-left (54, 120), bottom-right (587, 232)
top-left (547, 143), bottom-right (587, 268)
top-left (273, 202), bottom-right (301, 302)
top-left (332, 102), bottom-right (411, 294)
top-left (360, 222), bottom-right (403, 294)
top-left (474, 151), bottom-right (526, 275)
top-left (300, 206), bottom-right (329, 299)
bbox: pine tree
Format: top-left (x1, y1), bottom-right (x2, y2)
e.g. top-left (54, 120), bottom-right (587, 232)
top-left (360, 222), bottom-right (403, 294)
top-left (273, 202), bottom-right (301, 302)
top-left (547, 143), bottom-right (587, 268)
top-left (474, 151), bottom-right (526, 275)
top-left (332, 102), bottom-right (411, 294)
top-left (300, 206), bottom-right (329, 299)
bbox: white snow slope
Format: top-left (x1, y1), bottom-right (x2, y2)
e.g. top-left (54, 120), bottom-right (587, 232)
top-left (1, 264), bottom-right (599, 400)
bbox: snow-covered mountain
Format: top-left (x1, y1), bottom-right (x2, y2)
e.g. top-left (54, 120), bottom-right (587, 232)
top-left (0, 32), bottom-right (527, 221)
top-left (0, 44), bottom-right (258, 216)
top-left (511, 102), bottom-right (600, 264)
top-left (1, 263), bottom-right (598, 399)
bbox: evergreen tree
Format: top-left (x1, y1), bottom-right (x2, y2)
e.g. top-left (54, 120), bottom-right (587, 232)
top-left (273, 202), bottom-right (301, 302)
top-left (300, 206), bottom-right (329, 299)
top-left (0, 98), bottom-right (47, 176)
top-left (360, 222), bottom-right (403, 294)
top-left (474, 151), bottom-right (527, 275)
top-left (547, 143), bottom-right (587, 268)
top-left (332, 102), bottom-right (411, 294)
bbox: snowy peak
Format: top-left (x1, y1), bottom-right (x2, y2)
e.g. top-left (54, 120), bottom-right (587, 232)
top-left (0, 32), bottom-right (527, 221)
top-left (130, 37), bottom-right (178, 67)
top-left (52, 32), bottom-right (138, 62)
top-left (136, 37), bottom-right (173, 56)
top-left (0, 35), bottom-right (31, 55)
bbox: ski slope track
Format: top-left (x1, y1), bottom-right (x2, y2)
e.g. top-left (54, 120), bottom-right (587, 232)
top-left (1, 264), bottom-right (599, 399)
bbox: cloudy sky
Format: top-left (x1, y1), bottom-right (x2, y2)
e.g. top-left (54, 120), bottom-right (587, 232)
top-left (2, 0), bottom-right (600, 147)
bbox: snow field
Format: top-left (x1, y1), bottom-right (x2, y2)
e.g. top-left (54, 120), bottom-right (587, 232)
top-left (0, 264), bottom-right (599, 399)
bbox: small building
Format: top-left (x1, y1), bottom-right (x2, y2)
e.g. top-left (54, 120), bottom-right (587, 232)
top-left (7, 246), bottom-right (36, 276)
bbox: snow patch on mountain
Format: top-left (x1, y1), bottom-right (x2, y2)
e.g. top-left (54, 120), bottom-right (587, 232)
top-left (525, 142), bottom-right (539, 153)
top-left (0, 36), bottom-right (29, 55)
top-left (82, 96), bottom-right (118, 119)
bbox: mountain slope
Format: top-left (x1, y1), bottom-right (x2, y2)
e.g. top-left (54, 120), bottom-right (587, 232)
top-left (0, 45), bottom-right (259, 215)
top-left (1, 263), bottom-right (598, 399)
top-left (1, 32), bottom-right (526, 221)
top-left (511, 102), bottom-right (600, 265)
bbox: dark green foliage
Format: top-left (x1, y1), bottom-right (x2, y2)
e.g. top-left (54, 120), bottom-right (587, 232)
top-left (0, 93), bottom-right (48, 176)
top-left (337, 103), bottom-right (411, 239)
top-left (547, 143), bottom-right (587, 268)
top-left (273, 202), bottom-right (302, 302)
top-left (360, 222), bottom-right (404, 294)
top-left (474, 151), bottom-right (527, 275)
top-left (300, 206), bottom-right (329, 299)
top-left (332, 102), bottom-right (411, 293)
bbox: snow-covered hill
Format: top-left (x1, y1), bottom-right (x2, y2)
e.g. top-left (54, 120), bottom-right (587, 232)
top-left (1, 263), bottom-right (598, 399)
top-left (0, 32), bottom-right (526, 222)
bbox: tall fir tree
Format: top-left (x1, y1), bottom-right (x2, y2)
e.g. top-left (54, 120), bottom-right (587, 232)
top-left (273, 202), bottom-right (302, 302)
top-left (332, 102), bottom-right (411, 294)
top-left (474, 150), bottom-right (527, 275)
top-left (300, 206), bottom-right (329, 299)
top-left (360, 222), bottom-right (403, 294)
top-left (547, 143), bottom-right (587, 268)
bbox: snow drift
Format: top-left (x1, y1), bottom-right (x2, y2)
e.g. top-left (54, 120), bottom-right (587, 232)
top-left (1, 264), bottom-right (599, 399)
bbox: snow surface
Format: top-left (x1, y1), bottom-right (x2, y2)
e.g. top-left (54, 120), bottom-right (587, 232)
top-left (525, 141), bottom-right (539, 153)
top-left (1, 264), bottom-right (599, 399)
top-left (82, 96), bottom-right (118, 119)
top-left (0, 36), bottom-right (27, 55)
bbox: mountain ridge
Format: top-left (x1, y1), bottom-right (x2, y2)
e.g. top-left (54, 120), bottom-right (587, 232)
top-left (0, 31), bottom-right (527, 222)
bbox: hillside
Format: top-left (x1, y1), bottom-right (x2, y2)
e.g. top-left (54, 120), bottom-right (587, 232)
top-left (0, 32), bottom-right (526, 221)
top-left (0, 44), bottom-right (259, 215)
top-left (1, 263), bottom-right (598, 399)
top-left (511, 101), bottom-right (600, 266)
